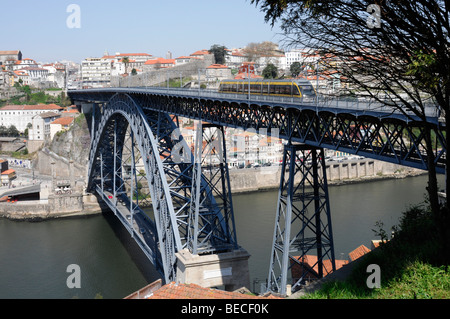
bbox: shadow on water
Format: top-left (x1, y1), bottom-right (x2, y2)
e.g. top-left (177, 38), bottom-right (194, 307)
top-left (101, 209), bottom-right (162, 285)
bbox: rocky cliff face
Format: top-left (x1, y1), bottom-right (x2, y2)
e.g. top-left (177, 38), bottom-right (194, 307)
top-left (34, 114), bottom-right (91, 180)
top-left (47, 114), bottom-right (91, 166)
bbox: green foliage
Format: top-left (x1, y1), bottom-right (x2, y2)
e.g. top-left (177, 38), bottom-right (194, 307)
top-left (262, 63), bottom-right (278, 79)
top-left (304, 204), bottom-right (450, 299)
top-left (209, 44), bottom-right (227, 65)
top-left (406, 49), bottom-right (440, 91)
top-left (0, 125), bottom-right (19, 137)
top-left (290, 61), bottom-right (302, 77)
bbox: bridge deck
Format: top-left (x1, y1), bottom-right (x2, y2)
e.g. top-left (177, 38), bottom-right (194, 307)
top-left (69, 86), bottom-right (441, 123)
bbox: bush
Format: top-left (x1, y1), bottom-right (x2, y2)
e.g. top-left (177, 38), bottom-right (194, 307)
top-left (305, 204), bottom-right (450, 299)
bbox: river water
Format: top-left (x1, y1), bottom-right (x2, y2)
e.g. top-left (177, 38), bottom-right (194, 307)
top-left (0, 174), bottom-right (442, 299)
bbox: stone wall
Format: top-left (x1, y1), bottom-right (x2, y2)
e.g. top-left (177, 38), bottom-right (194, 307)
top-left (228, 159), bottom-right (424, 193)
top-left (110, 55), bottom-right (215, 87)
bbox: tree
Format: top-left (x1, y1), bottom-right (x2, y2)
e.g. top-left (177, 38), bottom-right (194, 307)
top-left (244, 41), bottom-right (280, 62)
top-left (7, 125), bottom-right (19, 137)
top-left (262, 63), bottom-right (278, 79)
top-left (122, 57), bottom-right (130, 75)
top-left (209, 44), bottom-right (227, 65)
top-left (290, 61), bottom-right (302, 77)
top-left (251, 0), bottom-right (450, 253)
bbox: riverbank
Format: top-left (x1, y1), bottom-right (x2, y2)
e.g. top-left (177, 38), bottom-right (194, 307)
top-left (0, 192), bottom-right (105, 221)
top-left (228, 158), bottom-right (426, 194)
top-left (0, 159), bottom-right (426, 222)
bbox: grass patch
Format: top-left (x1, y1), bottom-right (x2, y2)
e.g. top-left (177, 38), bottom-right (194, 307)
top-left (303, 204), bottom-right (450, 299)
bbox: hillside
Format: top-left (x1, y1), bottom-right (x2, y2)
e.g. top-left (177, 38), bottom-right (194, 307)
top-left (46, 113), bottom-right (91, 166)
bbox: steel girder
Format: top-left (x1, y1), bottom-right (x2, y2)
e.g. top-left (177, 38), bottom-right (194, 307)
top-left (70, 90), bottom-right (446, 173)
top-left (188, 122), bottom-right (237, 255)
top-left (267, 144), bottom-right (335, 295)
top-left (87, 93), bottom-right (237, 283)
top-left (128, 93), bottom-right (446, 174)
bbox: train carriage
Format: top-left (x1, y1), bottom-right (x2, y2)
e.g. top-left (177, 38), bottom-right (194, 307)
top-left (218, 79), bottom-right (316, 99)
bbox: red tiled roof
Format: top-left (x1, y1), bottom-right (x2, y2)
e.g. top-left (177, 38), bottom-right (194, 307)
top-left (348, 245), bottom-right (371, 261)
top-left (207, 64), bottom-right (229, 69)
top-left (144, 58), bottom-right (175, 65)
top-left (291, 255), bottom-right (348, 280)
top-left (1, 169), bottom-right (15, 175)
top-left (1, 104), bottom-right (63, 111)
top-left (116, 53), bottom-right (151, 57)
top-left (234, 73), bottom-right (263, 79)
top-left (147, 282), bottom-right (281, 299)
top-left (51, 117), bottom-right (74, 126)
top-left (191, 50), bottom-right (210, 56)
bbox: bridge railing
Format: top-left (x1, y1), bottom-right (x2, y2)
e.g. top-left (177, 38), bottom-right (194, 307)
top-left (70, 85), bottom-right (441, 120)
top-left (112, 86), bottom-right (440, 119)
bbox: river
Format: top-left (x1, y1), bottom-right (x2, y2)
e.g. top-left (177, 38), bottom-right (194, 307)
top-left (0, 174), bottom-right (442, 298)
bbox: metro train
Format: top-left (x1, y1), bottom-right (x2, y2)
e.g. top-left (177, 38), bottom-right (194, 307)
top-left (218, 79), bottom-right (316, 99)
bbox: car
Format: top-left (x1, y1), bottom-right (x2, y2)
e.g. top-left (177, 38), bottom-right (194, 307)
top-left (140, 228), bottom-right (146, 234)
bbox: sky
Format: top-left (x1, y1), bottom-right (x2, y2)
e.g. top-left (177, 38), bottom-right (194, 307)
top-left (1, 0), bottom-right (284, 63)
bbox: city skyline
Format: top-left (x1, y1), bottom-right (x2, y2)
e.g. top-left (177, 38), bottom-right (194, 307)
top-left (1, 0), bottom-right (283, 63)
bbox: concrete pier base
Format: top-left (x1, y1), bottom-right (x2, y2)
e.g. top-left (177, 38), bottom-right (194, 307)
top-left (175, 248), bottom-right (251, 291)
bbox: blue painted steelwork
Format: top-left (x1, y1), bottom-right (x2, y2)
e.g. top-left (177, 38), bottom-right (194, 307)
top-left (69, 87), bottom-right (446, 174)
top-left (267, 144), bottom-right (335, 295)
top-left (68, 86), bottom-right (445, 292)
top-left (85, 93), bottom-right (237, 283)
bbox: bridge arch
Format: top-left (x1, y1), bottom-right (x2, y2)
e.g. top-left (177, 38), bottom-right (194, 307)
top-left (87, 92), bottom-right (238, 283)
top-left (88, 93), bottom-right (182, 283)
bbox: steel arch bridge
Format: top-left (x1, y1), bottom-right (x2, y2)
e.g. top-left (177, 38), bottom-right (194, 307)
top-left (69, 86), bottom-right (446, 295)
top-left (86, 92), bottom-right (237, 284)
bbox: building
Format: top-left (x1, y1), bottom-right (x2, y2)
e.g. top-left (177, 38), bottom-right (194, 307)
top-left (12, 70), bottom-right (30, 85)
top-left (49, 117), bottom-right (74, 140)
top-left (255, 54), bottom-right (286, 72)
top-left (175, 56), bottom-right (196, 65)
top-left (285, 48), bottom-right (320, 70)
top-left (234, 62), bottom-right (262, 79)
top-left (28, 112), bottom-right (61, 141)
top-left (1, 168), bottom-right (16, 187)
top-left (225, 48), bottom-right (248, 67)
top-left (80, 57), bottom-right (111, 88)
top-left (190, 49), bottom-right (210, 59)
top-left (20, 67), bottom-right (49, 83)
top-left (0, 104), bottom-right (63, 132)
top-left (0, 50), bottom-right (22, 65)
top-left (206, 64), bottom-right (232, 83)
top-left (143, 57), bottom-right (176, 71)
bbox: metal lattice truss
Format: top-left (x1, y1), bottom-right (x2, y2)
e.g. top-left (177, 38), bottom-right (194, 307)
top-left (70, 89), bottom-right (446, 173)
top-left (87, 93), bottom-right (237, 283)
top-left (267, 144), bottom-right (335, 295)
top-left (132, 94), bottom-right (446, 174)
top-left (188, 122), bottom-right (237, 255)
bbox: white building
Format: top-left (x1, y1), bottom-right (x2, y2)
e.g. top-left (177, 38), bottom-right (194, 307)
top-left (206, 64), bottom-right (232, 83)
top-left (225, 49), bottom-right (248, 67)
top-left (0, 104), bottom-right (63, 132)
top-left (28, 112), bottom-right (61, 141)
top-left (285, 48), bottom-right (320, 70)
top-left (20, 67), bottom-right (49, 83)
top-left (81, 57), bottom-right (111, 88)
top-left (255, 54), bottom-right (286, 72)
top-left (10, 58), bottom-right (40, 71)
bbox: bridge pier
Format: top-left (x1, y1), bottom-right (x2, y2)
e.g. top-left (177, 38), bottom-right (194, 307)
top-left (175, 248), bottom-right (251, 291)
top-left (267, 143), bottom-right (336, 295)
